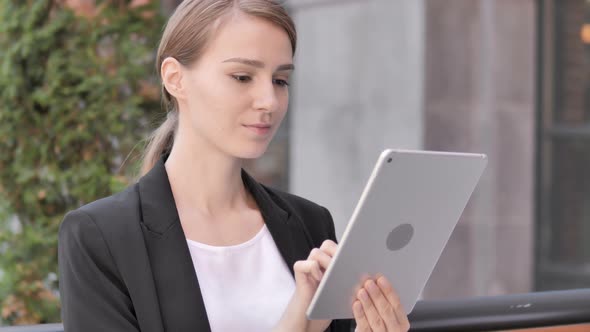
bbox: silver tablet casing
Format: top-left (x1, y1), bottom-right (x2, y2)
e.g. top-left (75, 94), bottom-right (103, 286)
top-left (306, 149), bottom-right (488, 320)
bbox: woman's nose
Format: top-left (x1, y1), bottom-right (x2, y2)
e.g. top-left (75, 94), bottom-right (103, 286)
top-left (252, 81), bottom-right (279, 112)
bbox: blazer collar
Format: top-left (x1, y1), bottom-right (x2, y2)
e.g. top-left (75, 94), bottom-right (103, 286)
top-left (137, 155), bottom-right (313, 331)
top-left (137, 155), bottom-right (179, 234)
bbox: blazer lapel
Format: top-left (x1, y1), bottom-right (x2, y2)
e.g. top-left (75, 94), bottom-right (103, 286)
top-left (138, 158), bottom-right (211, 332)
top-left (241, 170), bottom-right (315, 276)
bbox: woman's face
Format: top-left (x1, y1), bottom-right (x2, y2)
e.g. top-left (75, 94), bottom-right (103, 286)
top-left (176, 13), bottom-right (293, 159)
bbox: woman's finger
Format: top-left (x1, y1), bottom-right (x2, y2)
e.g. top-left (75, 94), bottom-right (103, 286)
top-left (364, 279), bottom-right (400, 331)
top-left (319, 239), bottom-right (338, 257)
top-left (376, 276), bottom-right (410, 331)
top-left (352, 300), bottom-right (371, 332)
top-left (308, 248), bottom-right (332, 271)
top-left (293, 259), bottom-right (323, 282)
top-left (357, 286), bottom-right (386, 332)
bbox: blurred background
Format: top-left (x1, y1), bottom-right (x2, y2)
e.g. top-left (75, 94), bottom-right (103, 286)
top-left (0, 0), bottom-right (588, 328)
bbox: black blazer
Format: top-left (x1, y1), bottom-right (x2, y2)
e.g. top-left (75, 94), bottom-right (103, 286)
top-left (58, 156), bottom-right (353, 332)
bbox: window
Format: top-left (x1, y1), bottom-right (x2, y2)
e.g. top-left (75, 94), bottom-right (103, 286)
top-left (536, 0), bottom-right (590, 290)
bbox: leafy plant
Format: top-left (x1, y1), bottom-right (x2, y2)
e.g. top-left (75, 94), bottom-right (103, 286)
top-left (0, 0), bottom-right (164, 324)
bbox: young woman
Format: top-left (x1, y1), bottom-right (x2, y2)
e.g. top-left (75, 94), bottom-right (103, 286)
top-left (58, 1), bottom-right (410, 331)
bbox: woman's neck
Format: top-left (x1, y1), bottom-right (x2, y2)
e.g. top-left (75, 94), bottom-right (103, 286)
top-left (164, 136), bottom-right (250, 219)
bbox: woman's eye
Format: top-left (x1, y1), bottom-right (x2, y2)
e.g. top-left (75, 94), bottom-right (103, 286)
top-left (232, 75), bottom-right (252, 83)
top-left (273, 79), bottom-right (290, 87)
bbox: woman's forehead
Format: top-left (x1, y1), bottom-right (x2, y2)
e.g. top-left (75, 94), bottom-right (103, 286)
top-left (201, 13), bottom-right (293, 63)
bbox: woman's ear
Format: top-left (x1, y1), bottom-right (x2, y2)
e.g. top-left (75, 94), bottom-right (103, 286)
top-left (161, 57), bottom-right (186, 101)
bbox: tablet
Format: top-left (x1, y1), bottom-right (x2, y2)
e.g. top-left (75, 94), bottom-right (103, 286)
top-left (306, 149), bottom-right (487, 320)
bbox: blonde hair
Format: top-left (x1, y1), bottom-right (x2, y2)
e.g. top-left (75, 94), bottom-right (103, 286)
top-left (140, 0), bottom-right (296, 175)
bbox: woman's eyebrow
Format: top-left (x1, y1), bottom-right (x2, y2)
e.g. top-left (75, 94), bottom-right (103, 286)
top-left (222, 57), bottom-right (295, 71)
top-left (276, 63), bottom-right (295, 71)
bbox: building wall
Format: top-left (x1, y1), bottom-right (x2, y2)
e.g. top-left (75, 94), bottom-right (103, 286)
top-left (288, 0), bottom-right (425, 238)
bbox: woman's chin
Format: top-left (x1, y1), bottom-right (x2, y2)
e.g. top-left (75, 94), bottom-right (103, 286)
top-left (233, 143), bottom-right (270, 160)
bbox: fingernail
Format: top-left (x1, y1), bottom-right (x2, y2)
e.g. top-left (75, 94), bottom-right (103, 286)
top-left (353, 301), bottom-right (362, 313)
top-left (366, 280), bottom-right (377, 291)
top-left (377, 277), bottom-right (390, 288)
top-left (358, 289), bottom-right (369, 301)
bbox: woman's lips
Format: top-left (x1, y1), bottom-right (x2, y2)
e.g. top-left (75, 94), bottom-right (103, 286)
top-left (243, 124), bottom-right (271, 135)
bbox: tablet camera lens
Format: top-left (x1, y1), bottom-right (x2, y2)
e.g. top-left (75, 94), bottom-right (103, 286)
top-left (387, 158), bottom-right (392, 163)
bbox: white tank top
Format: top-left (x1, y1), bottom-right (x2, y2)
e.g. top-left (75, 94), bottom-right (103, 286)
top-left (186, 224), bottom-right (296, 332)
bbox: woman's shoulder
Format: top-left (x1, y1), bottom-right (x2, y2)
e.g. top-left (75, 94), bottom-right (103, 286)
top-left (81, 183), bottom-right (140, 217)
top-left (57, 183), bottom-right (147, 312)
top-left (260, 185), bottom-right (337, 242)
top-left (263, 185), bottom-right (329, 216)
top-left (59, 183), bottom-right (141, 242)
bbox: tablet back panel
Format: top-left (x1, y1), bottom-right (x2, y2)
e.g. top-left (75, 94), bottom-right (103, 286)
top-left (307, 149), bottom-right (487, 319)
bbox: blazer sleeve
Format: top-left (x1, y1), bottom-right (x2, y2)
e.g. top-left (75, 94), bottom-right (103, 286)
top-left (321, 207), bottom-right (356, 332)
top-left (58, 209), bottom-right (139, 332)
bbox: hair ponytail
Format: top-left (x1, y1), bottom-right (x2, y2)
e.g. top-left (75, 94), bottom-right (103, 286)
top-left (140, 110), bottom-right (178, 175)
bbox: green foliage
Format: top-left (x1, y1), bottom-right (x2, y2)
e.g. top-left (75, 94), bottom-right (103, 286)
top-left (0, 0), bottom-right (164, 324)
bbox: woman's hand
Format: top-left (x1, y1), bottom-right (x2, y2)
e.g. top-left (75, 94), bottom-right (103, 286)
top-left (274, 240), bottom-right (338, 332)
top-left (353, 276), bottom-right (410, 332)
